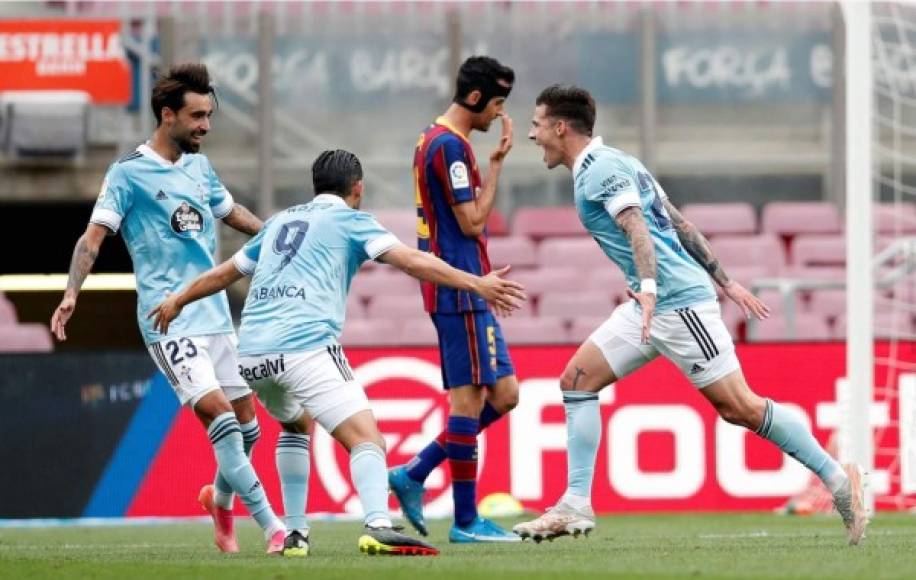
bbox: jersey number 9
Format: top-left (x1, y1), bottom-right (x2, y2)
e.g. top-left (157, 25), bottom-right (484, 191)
top-left (273, 220), bottom-right (310, 271)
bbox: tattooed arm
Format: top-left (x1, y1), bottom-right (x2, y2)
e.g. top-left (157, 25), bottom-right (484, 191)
top-left (662, 198), bottom-right (731, 288)
top-left (615, 206), bottom-right (657, 282)
top-left (50, 224), bottom-right (109, 341)
top-left (221, 203), bottom-right (263, 236)
top-left (614, 205), bottom-right (657, 343)
top-left (663, 198), bottom-right (770, 320)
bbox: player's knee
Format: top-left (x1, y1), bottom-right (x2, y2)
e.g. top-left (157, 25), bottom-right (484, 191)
top-left (559, 366), bottom-right (580, 391)
top-left (715, 401), bottom-right (757, 430)
top-left (490, 378), bottom-right (519, 412)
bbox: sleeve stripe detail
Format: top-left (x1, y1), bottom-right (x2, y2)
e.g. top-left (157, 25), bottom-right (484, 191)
top-left (604, 192), bottom-right (642, 219)
top-left (212, 191), bottom-right (235, 219)
top-left (365, 233), bottom-right (402, 260)
top-left (232, 250), bottom-right (257, 276)
top-left (89, 208), bottom-right (123, 232)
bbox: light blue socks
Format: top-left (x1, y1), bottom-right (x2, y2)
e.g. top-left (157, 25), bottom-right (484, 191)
top-left (208, 412), bottom-right (283, 536)
top-left (756, 399), bottom-right (847, 493)
top-left (563, 391), bottom-right (601, 501)
top-left (213, 418), bottom-right (261, 509)
top-left (276, 431), bottom-right (311, 533)
top-left (350, 442), bottom-right (391, 527)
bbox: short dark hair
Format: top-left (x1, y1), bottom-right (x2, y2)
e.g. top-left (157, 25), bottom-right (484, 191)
top-left (454, 56), bottom-right (515, 104)
top-left (151, 63), bottom-right (216, 125)
top-left (311, 149), bottom-right (363, 197)
top-left (535, 84), bottom-right (596, 136)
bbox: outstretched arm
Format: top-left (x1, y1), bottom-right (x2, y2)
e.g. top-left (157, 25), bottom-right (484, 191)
top-left (615, 205), bottom-right (657, 343)
top-left (662, 198), bottom-right (731, 288)
top-left (377, 244), bottom-right (525, 313)
top-left (50, 224), bottom-right (109, 341)
top-left (663, 198), bottom-right (769, 320)
top-left (221, 203), bottom-right (263, 236)
top-left (148, 259), bottom-right (245, 334)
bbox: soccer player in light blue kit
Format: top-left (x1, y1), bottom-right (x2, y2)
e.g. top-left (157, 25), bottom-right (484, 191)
top-left (50, 64), bottom-right (287, 554)
top-left (515, 84), bottom-right (868, 545)
top-left (149, 150), bottom-right (526, 556)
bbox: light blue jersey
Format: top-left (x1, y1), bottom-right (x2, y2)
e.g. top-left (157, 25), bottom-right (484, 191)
top-left (233, 194), bottom-right (400, 356)
top-left (90, 144), bottom-right (235, 344)
top-left (572, 137), bottom-right (716, 312)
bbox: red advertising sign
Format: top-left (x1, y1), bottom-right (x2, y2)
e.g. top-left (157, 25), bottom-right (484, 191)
top-left (0, 20), bottom-right (131, 104)
top-left (127, 343), bottom-right (913, 517)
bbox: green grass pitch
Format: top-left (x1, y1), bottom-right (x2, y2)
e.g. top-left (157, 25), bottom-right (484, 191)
top-left (2, 513), bottom-right (914, 579)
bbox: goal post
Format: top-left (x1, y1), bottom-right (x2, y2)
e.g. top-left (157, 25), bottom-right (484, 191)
top-left (841, 0), bottom-right (875, 511)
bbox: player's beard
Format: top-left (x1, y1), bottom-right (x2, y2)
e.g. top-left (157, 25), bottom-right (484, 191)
top-left (174, 130), bottom-right (204, 153)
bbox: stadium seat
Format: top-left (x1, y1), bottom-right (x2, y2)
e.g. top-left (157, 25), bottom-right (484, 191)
top-left (748, 313), bottom-right (832, 342)
top-left (339, 319), bottom-right (402, 347)
top-left (537, 238), bottom-right (607, 270)
top-left (366, 294), bottom-right (426, 319)
top-left (807, 288), bottom-right (846, 322)
top-left (0, 294), bottom-right (17, 326)
top-left (349, 268), bottom-right (420, 301)
top-left (710, 234), bottom-right (786, 275)
top-left (834, 311), bottom-right (916, 339)
top-left (755, 289), bottom-right (807, 318)
top-left (761, 202), bottom-right (842, 238)
top-left (539, 291), bottom-right (614, 324)
top-left (372, 209), bottom-right (417, 245)
top-left (487, 209), bottom-right (510, 237)
top-left (717, 301), bottom-right (745, 339)
top-left (791, 235), bottom-right (846, 267)
top-left (781, 266), bottom-right (846, 281)
top-left (511, 268), bottom-right (580, 300)
top-left (875, 202), bottom-right (916, 234)
top-left (511, 206), bottom-right (582, 240)
top-left (569, 315), bottom-right (611, 343)
top-left (0, 323), bottom-right (53, 353)
top-left (585, 268), bottom-right (630, 303)
top-left (399, 317), bottom-right (439, 346)
top-left (1, 90), bottom-right (89, 160)
top-left (680, 203), bottom-right (757, 237)
top-left (499, 317), bottom-right (569, 345)
top-left (723, 265), bottom-right (771, 291)
top-left (487, 236), bottom-right (538, 270)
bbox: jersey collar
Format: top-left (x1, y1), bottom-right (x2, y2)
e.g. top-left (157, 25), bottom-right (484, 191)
top-left (313, 193), bottom-right (349, 207)
top-left (435, 116), bottom-right (471, 146)
top-left (138, 143), bottom-right (183, 167)
top-left (572, 136), bottom-right (604, 177)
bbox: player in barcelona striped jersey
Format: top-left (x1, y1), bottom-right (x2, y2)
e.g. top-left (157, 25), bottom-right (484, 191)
top-left (515, 84), bottom-right (868, 545)
top-left (50, 64), bottom-right (288, 555)
top-left (387, 56), bottom-right (522, 543)
top-left (148, 150), bottom-right (526, 556)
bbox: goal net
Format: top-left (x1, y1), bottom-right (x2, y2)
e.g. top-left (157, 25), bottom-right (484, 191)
top-left (868, 0), bottom-right (916, 511)
top-left (784, 1), bottom-right (916, 515)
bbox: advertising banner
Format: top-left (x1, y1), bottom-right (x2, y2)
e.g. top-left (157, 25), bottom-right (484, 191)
top-left (124, 343), bottom-right (910, 517)
top-left (0, 20), bottom-right (131, 104)
top-left (4, 343), bottom-right (911, 519)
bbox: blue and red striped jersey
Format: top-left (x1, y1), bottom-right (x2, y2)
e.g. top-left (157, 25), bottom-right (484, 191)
top-left (413, 117), bottom-right (491, 313)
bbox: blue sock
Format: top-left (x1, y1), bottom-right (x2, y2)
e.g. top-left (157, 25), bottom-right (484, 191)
top-left (756, 399), bottom-right (847, 492)
top-left (214, 418), bottom-right (260, 509)
top-left (406, 402), bottom-right (502, 484)
top-left (563, 391), bottom-right (600, 500)
top-left (350, 442), bottom-right (392, 527)
top-left (446, 415), bottom-right (480, 527)
top-left (276, 431), bottom-right (310, 532)
top-left (208, 412), bottom-right (282, 536)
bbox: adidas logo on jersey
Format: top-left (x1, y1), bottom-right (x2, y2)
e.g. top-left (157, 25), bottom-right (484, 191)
top-left (690, 363), bottom-right (705, 374)
top-left (156, 190), bottom-right (168, 201)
